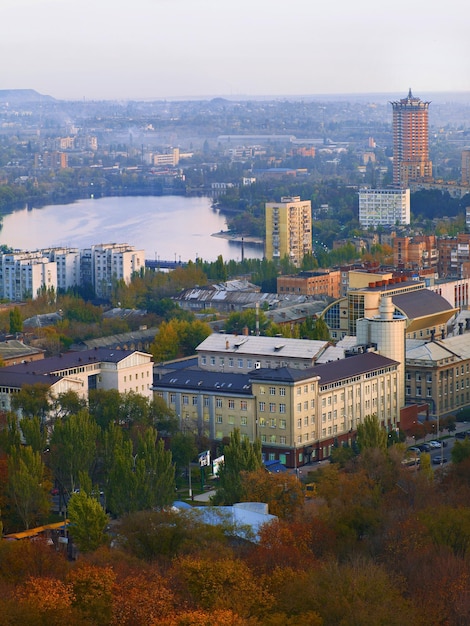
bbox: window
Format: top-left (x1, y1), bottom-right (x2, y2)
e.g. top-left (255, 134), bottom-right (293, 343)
top-left (261, 434), bottom-right (267, 442)
top-left (259, 417), bottom-right (266, 427)
top-left (204, 397), bottom-right (209, 407)
top-left (241, 401), bottom-right (247, 411)
top-left (210, 357), bottom-right (216, 366)
top-left (304, 401), bottom-right (308, 410)
top-left (297, 387), bottom-right (302, 396)
top-left (270, 418), bottom-right (276, 428)
top-left (279, 403), bottom-right (286, 413)
top-left (228, 399), bottom-right (235, 409)
top-left (183, 396), bottom-right (189, 405)
top-left (201, 356), bottom-right (206, 365)
top-left (216, 415), bottom-right (222, 424)
top-left (279, 419), bottom-right (286, 429)
top-left (297, 418), bottom-right (302, 428)
top-left (269, 387), bottom-right (276, 395)
top-left (259, 386), bottom-right (265, 395)
top-left (238, 358), bottom-right (243, 368)
top-left (259, 401), bottom-right (266, 411)
top-left (216, 398), bottom-right (222, 408)
top-left (170, 393), bottom-right (176, 403)
top-left (192, 396), bottom-right (198, 405)
top-left (310, 399), bottom-right (315, 408)
top-left (270, 435), bottom-right (276, 443)
top-left (297, 403), bottom-right (302, 412)
top-left (247, 359), bottom-right (252, 369)
top-left (241, 416), bottom-right (247, 425)
top-left (229, 358), bottom-right (234, 367)
top-left (280, 436), bottom-right (287, 444)
top-left (279, 387), bottom-right (286, 396)
top-left (269, 403), bottom-right (276, 412)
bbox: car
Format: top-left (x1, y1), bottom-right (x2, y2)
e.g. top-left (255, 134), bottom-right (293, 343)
top-left (407, 446), bottom-right (421, 455)
top-left (428, 440), bottom-right (442, 449)
top-left (455, 431), bottom-right (470, 439)
top-left (432, 456), bottom-right (448, 465)
top-left (417, 443), bottom-right (431, 452)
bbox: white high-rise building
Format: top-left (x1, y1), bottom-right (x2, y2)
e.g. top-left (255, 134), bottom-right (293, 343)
top-left (82, 244), bottom-right (145, 298)
top-left (358, 188), bottom-right (410, 228)
top-left (0, 252), bottom-right (57, 301)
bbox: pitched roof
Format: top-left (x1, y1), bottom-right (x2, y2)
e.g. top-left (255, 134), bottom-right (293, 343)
top-left (155, 368), bottom-right (252, 394)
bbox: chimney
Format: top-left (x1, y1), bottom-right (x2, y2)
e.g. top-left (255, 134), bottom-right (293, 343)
top-left (225, 339), bottom-right (229, 350)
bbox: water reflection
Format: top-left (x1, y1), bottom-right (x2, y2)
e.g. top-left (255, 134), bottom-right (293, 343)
top-left (0, 196), bottom-right (264, 262)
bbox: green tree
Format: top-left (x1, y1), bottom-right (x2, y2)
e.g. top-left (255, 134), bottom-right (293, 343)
top-left (67, 491), bottom-right (108, 553)
top-left (88, 388), bottom-right (123, 430)
top-left (7, 445), bottom-right (51, 529)
top-left (49, 411), bottom-right (100, 494)
top-left (105, 430), bottom-right (138, 517)
top-left (213, 428), bottom-right (263, 505)
top-left (19, 415), bottom-right (47, 454)
top-left (134, 428), bottom-right (175, 510)
top-left (9, 307), bottom-right (23, 334)
top-left (356, 415), bottom-right (387, 453)
top-left (11, 383), bottom-right (52, 425)
top-left (451, 438), bottom-right (470, 464)
top-left (170, 431), bottom-right (198, 476)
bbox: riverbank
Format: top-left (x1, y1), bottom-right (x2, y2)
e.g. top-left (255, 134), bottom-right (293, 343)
top-left (211, 230), bottom-right (264, 246)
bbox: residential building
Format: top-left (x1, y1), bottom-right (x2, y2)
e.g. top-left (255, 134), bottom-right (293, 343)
top-left (277, 270), bottom-right (341, 298)
top-left (393, 235), bottom-right (438, 272)
top-left (0, 252), bottom-right (57, 301)
top-left (358, 188), bottom-right (410, 228)
top-left (462, 149), bottom-right (470, 185)
top-left (44, 247), bottom-right (81, 292)
top-left (437, 234), bottom-right (470, 278)
top-left (80, 244), bottom-right (144, 298)
top-left (265, 196), bottom-right (312, 267)
top-left (0, 339), bottom-right (45, 366)
top-left (391, 89), bottom-right (432, 187)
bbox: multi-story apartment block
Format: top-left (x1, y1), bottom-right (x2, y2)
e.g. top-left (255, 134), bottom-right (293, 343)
top-left (462, 149), bottom-right (470, 185)
top-left (277, 270), bottom-right (341, 298)
top-left (393, 235), bottom-right (438, 271)
top-left (152, 148), bottom-right (180, 167)
top-left (437, 234), bottom-right (470, 278)
top-left (0, 252), bottom-right (57, 301)
top-left (391, 89), bottom-right (432, 187)
top-left (0, 244), bottom-right (144, 302)
top-left (81, 244), bottom-right (145, 299)
top-left (358, 188), bottom-right (410, 228)
top-left (265, 196), bottom-right (312, 267)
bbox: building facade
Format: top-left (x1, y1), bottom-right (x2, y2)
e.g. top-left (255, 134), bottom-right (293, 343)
top-left (277, 270), bottom-right (341, 298)
top-left (391, 89), bottom-right (432, 187)
top-left (0, 252), bottom-right (57, 301)
top-left (265, 196), bottom-right (312, 267)
top-left (393, 235), bottom-right (439, 272)
top-left (358, 188), bottom-right (410, 228)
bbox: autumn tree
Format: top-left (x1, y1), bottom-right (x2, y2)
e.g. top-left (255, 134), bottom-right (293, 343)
top-left (241, 468), bottom-right (304, 519)
top-left (213, 428), bottom-right (263, 505)
top-left (11, 382), bottom-right (52, 425)
top-left (7, 444), bottom-right (52, 529)
top-left (67, 563), bottom-right (115, 623)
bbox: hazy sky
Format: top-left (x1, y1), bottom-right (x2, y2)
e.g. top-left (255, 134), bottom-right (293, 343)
top-left (3, 0), bottom-right (470, 100)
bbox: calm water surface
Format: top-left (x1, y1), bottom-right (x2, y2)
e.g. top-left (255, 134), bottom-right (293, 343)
top-left (0, 196), bottom-right (263, 262)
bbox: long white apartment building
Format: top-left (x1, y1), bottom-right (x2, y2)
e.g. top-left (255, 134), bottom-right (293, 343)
top-left (0, 243), bottom-right (144, 301)
top-left (358, 188), bottom-right (410, 228)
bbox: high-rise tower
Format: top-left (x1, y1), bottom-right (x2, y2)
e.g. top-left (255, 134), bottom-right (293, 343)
top-left (265, 196), bottom-right (312, 267)
top-left (391, 89), bottom-right (432, 187)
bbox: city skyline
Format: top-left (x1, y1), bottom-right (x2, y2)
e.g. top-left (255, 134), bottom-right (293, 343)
top-left (3, 0), bottom-right (470, 101)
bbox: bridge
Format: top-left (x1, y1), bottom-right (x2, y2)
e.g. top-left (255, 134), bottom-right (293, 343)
top-left (145, 259), bottom-right (188, 270)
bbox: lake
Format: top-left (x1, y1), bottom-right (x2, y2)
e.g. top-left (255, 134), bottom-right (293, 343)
top-left (0, 195), bottom-right (264, 263)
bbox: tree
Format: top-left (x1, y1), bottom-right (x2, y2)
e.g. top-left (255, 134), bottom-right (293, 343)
top-left (67, 491), bottom-right (109, 553)
top-left (241, 468), bottom-right (304, 519)
top-left (7, 445), bottom-right (51, 529)
top-left (19, 415), bottom-right (47, 454)
top-left (452, 438), bottom-right (470, 464)
top-left (134, 427), bottom-right (175, 510)
top-left (213, 429), bottom-right (263, 505)
top-left (9, 307), bottom-right (23, 334)
top-left (356, 414), bottom-right (387, 452)
top-left (88, 388), bottom-right (123, 429)
top-left (49, 410), bottom-right (100, 494)
top-left (170, 431), bottom-right (198, 476)
top-left (11, 383), bottom-right (52, 425)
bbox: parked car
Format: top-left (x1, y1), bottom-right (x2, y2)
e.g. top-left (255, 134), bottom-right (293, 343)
top-left (432, 456), bottom-right (448, 465)
top-left (455, 431), bottom-right (470, 439)
top-left (428, 440), bottom-right (442, 449)
top-left (407, 446), bottom-right (421, 455)
top-left (417, 443), bottom-right (431, 452)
